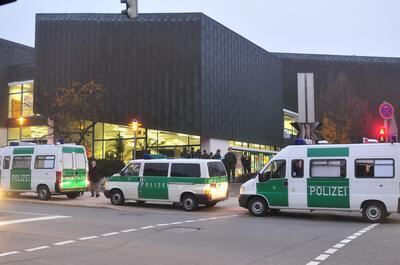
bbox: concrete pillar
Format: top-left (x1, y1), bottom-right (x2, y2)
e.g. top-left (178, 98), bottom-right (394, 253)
top-left (0, 127), bottom-right (7, 146)
top-left (200, 138), bottom-right (229, 156)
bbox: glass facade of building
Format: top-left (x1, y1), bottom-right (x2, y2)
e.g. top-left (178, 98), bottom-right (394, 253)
top-left (228, 140), bottom-right (279, 174)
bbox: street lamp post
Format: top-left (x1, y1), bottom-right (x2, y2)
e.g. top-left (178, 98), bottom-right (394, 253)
top-left (131, 119), bottom-right (140, 160)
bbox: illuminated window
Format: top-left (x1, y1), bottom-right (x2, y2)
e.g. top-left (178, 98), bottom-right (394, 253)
top-left (284, 115), bottom-right (298, 138)
top-left (8, 82), bottom-right (34, 118)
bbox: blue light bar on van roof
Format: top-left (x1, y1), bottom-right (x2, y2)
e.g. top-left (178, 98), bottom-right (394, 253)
top-left (143, 154), bottom-right (168, 159)
top-left (295, 139), bottom-right (313, 145)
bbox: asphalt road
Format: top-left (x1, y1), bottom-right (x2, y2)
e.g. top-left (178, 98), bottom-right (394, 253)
top-left (0, 199), bottom-right (399, 265)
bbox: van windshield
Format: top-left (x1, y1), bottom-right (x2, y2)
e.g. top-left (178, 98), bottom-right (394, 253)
top-left (207, 162), bottom-right (227, 177)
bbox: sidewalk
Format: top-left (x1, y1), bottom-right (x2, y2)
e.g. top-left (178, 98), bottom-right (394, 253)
top-left (1, 183), bottom-right (241, 209)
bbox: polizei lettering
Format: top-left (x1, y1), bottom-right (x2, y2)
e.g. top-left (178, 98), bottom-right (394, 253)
top-left (309, 186), bottom-right (348, 197)
top-left (11, 174), bottom-right (30, 182)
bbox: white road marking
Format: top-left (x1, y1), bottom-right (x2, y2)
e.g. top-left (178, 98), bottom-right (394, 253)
top-left (101, 232), bottom-right (120, 237)
top-left (54, 240), bottom-right (76, 246)
top-left (156, 223), bottom-right (169, 227)
top-left (0, 215), bottom-right (69, 226)
top-left (121, 228), bottom-right (138, 233)
top-left (0, 251), bottom-right (20, 257)
top-left (0, 210), bottom-right (50, 216)
top-left (140, 226), bottom-right (154, 230)
top-left (306, 223), bottom-right (379, 265)
top-left (0, 214), bottom-right (238, 259)
top-left (324, 248), bottom-right (338, 254)
top-left (315, 254), bottom-right (330, 261)
top-left (25, 246), bottom-right (50, 252)
top-left (333, 243), bottom-right (345, 249)
top-left (170, 222), bottom-right (183, 225)
top-left (79, 236), bottom-right (99, 241)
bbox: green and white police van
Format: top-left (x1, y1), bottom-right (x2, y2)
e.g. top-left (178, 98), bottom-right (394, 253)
top-left (0, 143), bottom-right (88, 200)
top-left (104, 159), bottom-right (228, 211)
top-left (239, 143), bottom-right (400, 223)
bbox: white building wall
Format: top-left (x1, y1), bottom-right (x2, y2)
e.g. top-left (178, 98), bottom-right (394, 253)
top-left (200, 138), bottom-right (229, 155)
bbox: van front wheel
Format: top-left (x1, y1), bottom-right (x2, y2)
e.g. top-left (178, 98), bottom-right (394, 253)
top-left (110, 190), bottom-right (125, 205)
top-left (248, 197), bottom-right (268, 217)
top-left (362, 202), bottom-right (386, 223)
top-left (37, 185), bottom-right (51, 201)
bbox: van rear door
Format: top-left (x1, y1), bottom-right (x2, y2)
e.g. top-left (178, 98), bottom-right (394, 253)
top-left (61, 147), bottom-right (87, 191)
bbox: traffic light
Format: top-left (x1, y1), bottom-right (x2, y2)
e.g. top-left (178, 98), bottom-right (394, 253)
top-left (121, 0), bottom-right (138, 19)
top-left (378, 127), bottom-right (387, 142)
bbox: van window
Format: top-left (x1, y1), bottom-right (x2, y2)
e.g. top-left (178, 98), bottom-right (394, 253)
top-left (3, 156), bottom-right (10, 169)
top-left (75, 153), bottom-right (86, 169)
top-left (291, 159), bottom-right (304, 178)
top-left (63, 153), bottom-right (73, 169)
top-left (260, 160), bottom-right (286, 182)
top-left (171, 163), bottom-right (201, 178)
top-left (35, 155), bottom-right (55, 169)
top-left (355, 159), bottom-right (394, 178)
top-left (122, 163), bottom-right (141, 176)
top-left (310, 159), bottom-right (346, 178)
top-left (143, 163), bottom-right (169, 177)
top-left (12, 156), bottom-right (32, 169)
top-left (208, 162), bottom-right (227, 177)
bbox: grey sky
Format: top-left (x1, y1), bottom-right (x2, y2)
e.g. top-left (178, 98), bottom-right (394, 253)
top-left (1, 0), bottom-right (399, 57)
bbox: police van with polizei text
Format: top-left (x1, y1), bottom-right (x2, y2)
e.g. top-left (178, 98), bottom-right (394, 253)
top-left (0, 142), bottom-right (88, 200)
top-left (239, 142), bottom-right (400, 223)
top-left (104, 158), bottom-right (228, 211)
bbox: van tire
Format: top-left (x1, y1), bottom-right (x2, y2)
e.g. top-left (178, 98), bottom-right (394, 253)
top-left (66, 192), bottom-right (80, 199)
top-left (248, 197), bottom-right (268, 217)
top-left (362, 202), bottom-right (387, 223)
top-left (110, 190), bottom-right (125, 205)
top-left (181, 194), bottom-right (198, 211)
top-left (37, 185), bottom-right (51, 201)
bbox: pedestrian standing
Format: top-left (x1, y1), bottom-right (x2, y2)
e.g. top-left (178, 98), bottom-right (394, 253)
top-left (241, 154), bottom-right (246, 174)
top-left (245, 155), bottom-right (252, 173)
top-left (224, 147), bottom-right (237, 182)
top-left (201, 150), bottom-right (210, 159)
top-left (195, 149), bottom-right (201, 158)
top-left (89, 159), bottom-right (100, 198)
top-left (180, 147), bottom-right (188, 158)
top-left (190, 147), bottom-right (195, 158)
top-left (212, 149), bottom-right (222, 159)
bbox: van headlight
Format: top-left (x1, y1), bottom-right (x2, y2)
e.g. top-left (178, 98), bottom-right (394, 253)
top-left (240, 186), bottom-right (245, 194)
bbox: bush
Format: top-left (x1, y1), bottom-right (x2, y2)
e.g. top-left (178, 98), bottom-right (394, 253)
top-left (235, 172), bottom-right (257, 183)
top-left (95, 159), bottom-right (126, 178)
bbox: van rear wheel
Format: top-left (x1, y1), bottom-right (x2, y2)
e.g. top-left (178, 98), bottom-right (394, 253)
top-left (37, 185), bottom-right (51, 201)
top-left (248, 197), bottom-right (268, 217)
top-left (362, 202), bottom-right (386, 223)
top-left (66, 192), bottom-right (80, 199)
top-left (110, 190), bottom-right (125, 205)
top-left (181, 194), bottom-right (198, 211)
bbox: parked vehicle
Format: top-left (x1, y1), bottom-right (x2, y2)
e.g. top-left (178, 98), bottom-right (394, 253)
top-left (104, 158), bottom-right (228, 211)
top-left (239, 143), bottom-right (400, 223)
top-left (0, 142), bottom-right (88, 200)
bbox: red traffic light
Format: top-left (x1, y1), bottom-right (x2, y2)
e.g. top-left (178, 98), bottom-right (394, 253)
top-left (378, 127), bottom-right (387, 142)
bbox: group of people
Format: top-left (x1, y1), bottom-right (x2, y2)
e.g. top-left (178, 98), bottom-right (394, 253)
top-left (180, 147), bottom-right (223, 160)
top-left (180, 147), bottom-right (251, 183)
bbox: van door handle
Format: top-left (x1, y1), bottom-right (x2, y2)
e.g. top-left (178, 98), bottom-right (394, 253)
top-left (283, 179), bottom-right (288, 187)
top-left (379, 184), bottom-right (383, 187)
